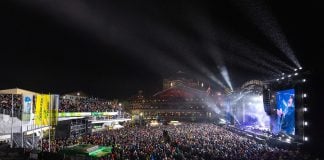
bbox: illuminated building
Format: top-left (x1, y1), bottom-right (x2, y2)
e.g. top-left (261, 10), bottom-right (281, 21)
top-left (128, 72), bottom-right (225, 122)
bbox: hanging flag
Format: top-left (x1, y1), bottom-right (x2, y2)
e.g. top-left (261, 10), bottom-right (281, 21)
top-left (50, 94), bottom-right (59, 126)
top-left (35, 94), bottom-right (43, 125)
top-left (22, 94), bottom-right (33, 122)
top-left (41, 94), bottom-right (50, 126)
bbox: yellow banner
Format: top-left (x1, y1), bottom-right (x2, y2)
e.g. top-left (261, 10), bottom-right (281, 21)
top-left (35, 94), bottom-right (43, 125)
top-left (42, 95), bottom-right (50, 125)
top-left (35, 94), bottom-right (50, 125)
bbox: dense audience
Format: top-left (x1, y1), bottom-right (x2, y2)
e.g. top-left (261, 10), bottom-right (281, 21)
top-left (59, 97), bottom-right (119, 112)
top-left (41, 123), bottom-right (310, 160)
top-left (0, 94), bottom-right (119, 112)
top-left (0, 94), bottom-right (22, 116)
top-left (0, 94), bottom-right (22, 110)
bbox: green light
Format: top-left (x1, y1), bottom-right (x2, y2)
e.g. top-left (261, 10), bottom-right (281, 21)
top-left (88, 146), bottom-right (112, 157)
top-left (88, 147), bottom-right (105, 156)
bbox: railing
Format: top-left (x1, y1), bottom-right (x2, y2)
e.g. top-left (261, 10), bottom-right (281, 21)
top-left (0, 107), bottom-right (22, 119)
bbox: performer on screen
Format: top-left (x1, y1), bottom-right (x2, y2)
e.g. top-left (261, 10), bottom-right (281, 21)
top-left (281, 95), bottom-right (295, 135)
top-left (276, 100), bottom-right (285, 133)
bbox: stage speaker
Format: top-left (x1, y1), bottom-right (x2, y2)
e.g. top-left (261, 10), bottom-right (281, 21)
top-left (263, 87), bottom-right (271, 115)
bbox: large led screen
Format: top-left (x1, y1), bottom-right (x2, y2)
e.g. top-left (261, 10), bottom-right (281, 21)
top-left (273, 89), bottom-right (295, 135)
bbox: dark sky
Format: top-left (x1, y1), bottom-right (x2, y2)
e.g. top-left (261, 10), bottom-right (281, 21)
top-left (0, 0), bottom-right (323, 151)
top-left (0, 0), bottom-right (322, 99)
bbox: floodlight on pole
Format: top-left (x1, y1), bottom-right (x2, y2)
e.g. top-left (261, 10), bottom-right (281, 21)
top-left (303, 93), bottom-right (307, 98)
top-left (303, 107), bottom-right (307, 112)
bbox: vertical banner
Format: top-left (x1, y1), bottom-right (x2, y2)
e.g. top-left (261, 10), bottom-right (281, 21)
top-left (42, 95), bottom-right (50, 126)
top-left (35, 94), bottom-right (43, 125)
top-left (50, 94), bottom-right (59, 126)
top-left (35, 94), bottom-right (50, 126)
top-left (22, 94), bottom-right (33, 122)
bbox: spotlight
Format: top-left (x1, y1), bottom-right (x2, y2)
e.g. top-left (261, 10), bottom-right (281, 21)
top-left (294, 68), bottom-right (298, 71)
top-left (304, 137), bottom-right (308, 141)
top-left (281, 77), bottom-right (285, 80)
top-left (303, 93), bottom-right (307, 98)
top-left (285, 138), bottom-right (291, 143)
top-left (299, 67), bottom-right (303, 70)
top-left (303, 107), bottom-right (308, 112)
top-left (288, 75), bottom-right (292, 78)
top-left (304, 121), bottom-right (308, 126)
top-left (276, 79), bottom-right (279, 81)
top-left (302, 79), bottom-right (306, 82)
top-left (294, 72), bottom-right (298, 76)
top-left (282, 73), bottom-right (285, 76)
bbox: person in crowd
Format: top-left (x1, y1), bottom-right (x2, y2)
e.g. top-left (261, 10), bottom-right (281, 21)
top-left (40, 123), bottom-right (308, 160)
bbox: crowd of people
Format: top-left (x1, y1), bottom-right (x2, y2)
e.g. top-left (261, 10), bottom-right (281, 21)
top-left (40, 123), bottom-right (310, 160)
top-left (0, 94), bottom-right (119, 113)
top-left (0, 94), bottom-right (22, 116)
top-left (59, 97), bottom-right (118, 112)
top-left (0, 94), bottom-right (22, 110)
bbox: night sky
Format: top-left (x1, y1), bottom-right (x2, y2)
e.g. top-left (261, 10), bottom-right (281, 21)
top-left (0, 0), bottom-right (323, 151)
top-left (0, 0), bottom-right (321, 98)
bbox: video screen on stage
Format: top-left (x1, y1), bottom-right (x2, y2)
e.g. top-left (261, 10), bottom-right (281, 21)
top-left (273, 89), bottom-right (295, 135)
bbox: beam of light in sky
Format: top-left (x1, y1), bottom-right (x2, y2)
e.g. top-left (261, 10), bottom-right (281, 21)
top-left (17, 0), bottom-right (230, 91)
top-left (186, 13), bottom-right (233, 90)
top-left (212, 27), bottom-right (295, 73)
top-left (206, 44), bottom-right (233, 91)
top-left (232, 0), bottom-right (301, 68)
top-left (219, 66), bottom-right (233, 91)
top-left (229, 28), bottom-right (296, 72)
top-left (206, 20), bottom-right (295, 73)
top-left (186, 11), bottom-right (294, 85)
top-left (226, 40), bottom-right (283, 74)
top-left (145, 24), bottom-right (228, 90)
top-left (16, 0), bottom-right (193, 76)
top-left (228, 53), bottom-right (278, 76)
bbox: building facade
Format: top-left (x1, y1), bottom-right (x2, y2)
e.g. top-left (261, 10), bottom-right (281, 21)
top-left (128, 74), bottom-right (225, 122)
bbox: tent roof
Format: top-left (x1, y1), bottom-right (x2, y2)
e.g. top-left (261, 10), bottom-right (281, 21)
top-left (0, 88), bottom-right (38, 95)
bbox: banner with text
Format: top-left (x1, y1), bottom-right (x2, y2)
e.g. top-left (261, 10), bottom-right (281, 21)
top-left (35, 94), bottom-right (42, 125)
top-left (35, 94), bottom-right (50, 125)
top-left (22, 94), bottom-right (33, 122)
